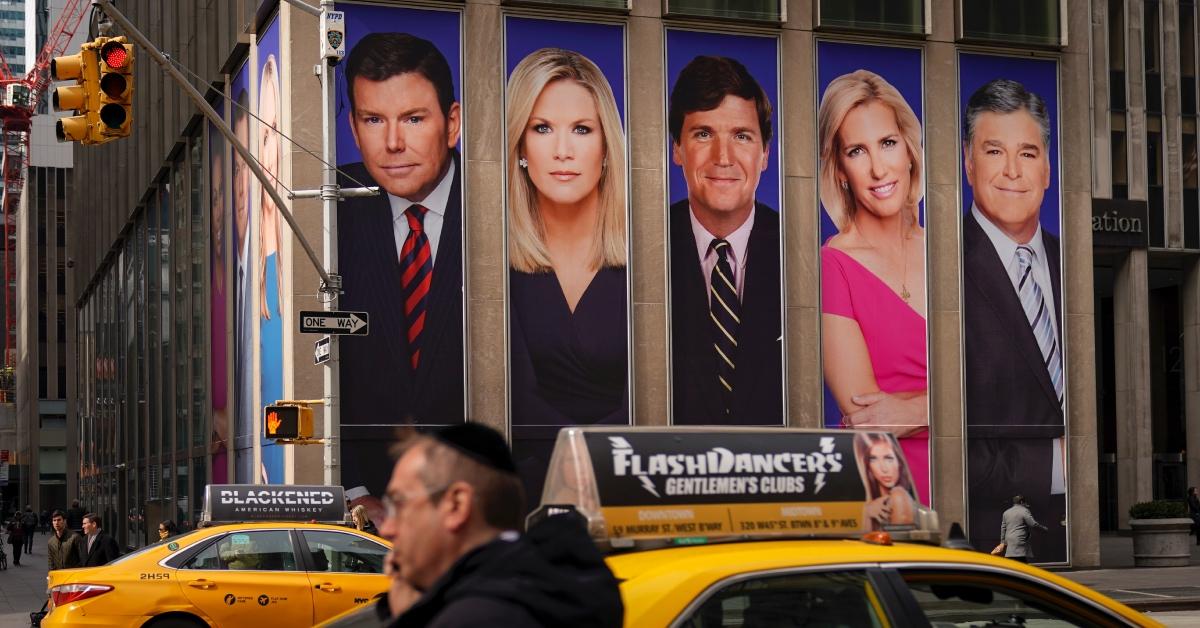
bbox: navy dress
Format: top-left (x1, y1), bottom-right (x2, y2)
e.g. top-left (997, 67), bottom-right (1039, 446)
top-left (509, 266), bottom-right (629, 426)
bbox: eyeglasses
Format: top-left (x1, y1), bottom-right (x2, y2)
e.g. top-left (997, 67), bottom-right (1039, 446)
top-left (381, 484), bottom-right (450, 520)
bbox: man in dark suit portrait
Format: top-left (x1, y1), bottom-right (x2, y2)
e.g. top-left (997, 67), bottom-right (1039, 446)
top-left (338, 33), bottom-right (465, 497)
top-left (668, 55), bottom-right (783, 425)
top-left (961, 78), bottom-right (1066, 562)
top-left (80, 513), bottom-right (121, 567)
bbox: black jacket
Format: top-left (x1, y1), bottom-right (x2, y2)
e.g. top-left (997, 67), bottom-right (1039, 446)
top-left (386, 512), bottom-right (622, 628)
top-left (81, 532), bottom-right (121, 567)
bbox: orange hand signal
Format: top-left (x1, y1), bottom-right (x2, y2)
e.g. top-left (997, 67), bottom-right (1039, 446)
top-left (267, 411), bottom-right (282, 435)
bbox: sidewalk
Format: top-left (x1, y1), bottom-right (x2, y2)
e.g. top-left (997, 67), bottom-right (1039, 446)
top-left (0, 535), bottom-right (51, 628)
top-left (1055, 534), bottom-right (1200, 611)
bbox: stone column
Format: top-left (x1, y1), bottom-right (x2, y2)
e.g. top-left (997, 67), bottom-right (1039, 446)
top-left (628, 2), bottom-right (668, 427)
top-left (1114, 249), bottom-right (1154, 529)
top-left (463, 3), bottom-right (508, 435)
top-left (1162, 0), bottom-right (1184, 247)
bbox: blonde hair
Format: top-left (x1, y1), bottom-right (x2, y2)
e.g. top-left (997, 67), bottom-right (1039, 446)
top-left (506, 48), bottom-right (626, 273)
top-left (818, 69), bottom-right (924, 232)
top-left (350, 504), bottom-right (368, 529)
top-left (258, 54), bottom-right (283, 319)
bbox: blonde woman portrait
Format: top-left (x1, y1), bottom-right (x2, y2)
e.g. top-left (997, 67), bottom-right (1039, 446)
top-left (819, 69), bottom-right (928, 502)
top-left (507, 48), bottom-right (628, 425)
top-left (855, 432), bottom-right (916, 530)
top-left (258, 52), bottom-right (284, 483)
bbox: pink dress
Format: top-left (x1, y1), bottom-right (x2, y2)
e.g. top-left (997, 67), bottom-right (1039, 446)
top-left (822, 245), bottom-right (929, 505)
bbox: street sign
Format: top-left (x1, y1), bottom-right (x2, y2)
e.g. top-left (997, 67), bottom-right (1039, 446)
top-left (314, 335), bottom-right (331, 365)
top-left (299, 310), bottom-right (368, 335)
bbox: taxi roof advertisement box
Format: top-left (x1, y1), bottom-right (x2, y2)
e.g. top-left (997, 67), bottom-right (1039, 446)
top-left (581, 430), bottom-right (911, 540)
top-left (204, 484), bottom-right (346, 522)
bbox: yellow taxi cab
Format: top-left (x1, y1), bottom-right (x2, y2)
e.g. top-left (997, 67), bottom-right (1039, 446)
top-left (536, 427), bottom-right (1162, 628)
top-left (42, 484), bottom-right (390, 627)
top-left (319, 427), bottom-right (1162, 628)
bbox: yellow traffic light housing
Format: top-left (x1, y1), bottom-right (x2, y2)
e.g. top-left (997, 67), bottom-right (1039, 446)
top-left (96, 37), bottom-right (133, 140)
top-left (50, 36), bottom-right (134, 145)
top-left (50, 46), bottom-right (98, 143)
top-left (264, 403), bottom-right (315, 441)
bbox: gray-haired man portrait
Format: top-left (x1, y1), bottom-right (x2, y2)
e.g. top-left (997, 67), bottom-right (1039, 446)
top-left (961, 78), bottom-right (1066, 563)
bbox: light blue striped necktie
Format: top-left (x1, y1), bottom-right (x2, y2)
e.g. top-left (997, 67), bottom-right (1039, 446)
top-left (1014, 245), bottom-right (1064, 407)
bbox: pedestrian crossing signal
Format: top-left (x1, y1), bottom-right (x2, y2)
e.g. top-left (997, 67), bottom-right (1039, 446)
top-left (264, 404), bottom-right (313, 440)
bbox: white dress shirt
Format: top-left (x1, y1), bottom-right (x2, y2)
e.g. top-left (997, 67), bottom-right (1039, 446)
top-left (389, 160), bottom-right (455, 264)
top-left (689, 204), bottom-right (754, 304)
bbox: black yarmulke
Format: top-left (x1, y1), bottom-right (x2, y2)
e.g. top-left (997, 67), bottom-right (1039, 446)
top-left (433, 423), bottom-right (518, 474)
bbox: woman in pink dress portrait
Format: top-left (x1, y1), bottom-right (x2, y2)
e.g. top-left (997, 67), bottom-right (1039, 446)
top-left (819, 69), bottom-right (929, 504)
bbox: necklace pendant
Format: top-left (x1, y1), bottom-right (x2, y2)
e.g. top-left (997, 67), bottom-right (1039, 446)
top-left (901, 285), bottom-right (911, 301)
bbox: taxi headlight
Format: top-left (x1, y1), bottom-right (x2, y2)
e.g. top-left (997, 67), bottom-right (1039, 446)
top-left (50, 584), bottom-right (113, 606)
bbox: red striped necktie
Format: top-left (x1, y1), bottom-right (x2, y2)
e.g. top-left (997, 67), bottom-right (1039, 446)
top-left (400, 204), bottom-right (432, 371)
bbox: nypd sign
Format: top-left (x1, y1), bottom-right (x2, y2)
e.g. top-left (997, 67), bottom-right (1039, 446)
top-left (204, 484), bottom-right (346, 522)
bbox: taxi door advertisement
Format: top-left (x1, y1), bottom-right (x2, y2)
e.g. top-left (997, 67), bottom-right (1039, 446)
top-left (176, 530), bottom-right (314, 626)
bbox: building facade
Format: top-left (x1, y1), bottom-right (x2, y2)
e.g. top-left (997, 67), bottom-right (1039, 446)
top-left (61, 0), bottom-right (1191, 567)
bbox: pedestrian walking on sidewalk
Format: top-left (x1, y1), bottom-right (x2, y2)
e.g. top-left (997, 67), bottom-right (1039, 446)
top-left (6, 514), bottom-right (25, 566)
top-left (21, 506), bottom-right (37, 553)
top-left (1188, 486), bottom-right (1200, 546)
top-left (991, 495), bottom-right (1048, 563)
top-left (65, 500), bottom-right (85, 535)
top-left (48, 510), bottom-right (84, 570)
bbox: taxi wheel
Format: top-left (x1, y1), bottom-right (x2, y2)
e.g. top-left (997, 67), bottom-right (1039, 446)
top-left (144, 613), bottom-right (207, 628)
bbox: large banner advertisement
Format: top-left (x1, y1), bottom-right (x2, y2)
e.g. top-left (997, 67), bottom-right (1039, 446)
top-left (257, 15), bottom-right (285, 484)
top-left (665, 30), bottom-right (784, 426)
top-left (504, 16), bottom-right (630, 503)
top-left (230, 61), bottom-right (254, 484)
top-left (334, 4), bottom-right (465, 503)
top-left (816, 41), bottom-right (930, 509)
top-left (208, 104), bottom-right (229, 484)
top-left (959, 53), bottom-right (1066, 563)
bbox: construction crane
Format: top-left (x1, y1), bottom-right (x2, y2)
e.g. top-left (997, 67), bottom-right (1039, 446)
top-left (0, 0), bottom-right (89, 402)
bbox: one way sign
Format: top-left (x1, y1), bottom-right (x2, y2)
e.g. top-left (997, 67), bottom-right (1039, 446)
top-left (299, 310), bottom-right (369, 336)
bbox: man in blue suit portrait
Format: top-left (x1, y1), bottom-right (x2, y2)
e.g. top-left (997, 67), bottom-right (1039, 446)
top-left (961, 78), bottom-right (1066, 563)
top-left (338, 33), bottom-right (465, 497)
top-left (668, 55), bottom-right (783, 425)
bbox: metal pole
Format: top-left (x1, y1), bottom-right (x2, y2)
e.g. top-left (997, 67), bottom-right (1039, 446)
top-left (91, 0), bottom-right (335, 292)
top-left (318, 0), bottom-right (340, 486)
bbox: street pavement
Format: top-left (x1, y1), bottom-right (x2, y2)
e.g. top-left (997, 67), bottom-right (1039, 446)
top-left (0, 531), bottom-right (51, 628)
top-left (0, 532), bottom-right (1196, 626)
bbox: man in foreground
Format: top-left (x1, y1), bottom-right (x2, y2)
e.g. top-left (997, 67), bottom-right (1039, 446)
top-left (47, 509), bottom-right (83, 570)
top-left (80, 513), bottom-right (121, 567)
top-left (374, 423), bottom-right (622, 627)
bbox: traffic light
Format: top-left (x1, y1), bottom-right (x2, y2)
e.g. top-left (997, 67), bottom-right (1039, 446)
top-left (50, 44), bottom-right (98, 143)
top-left (96, 37), bottom-right (134, 140)
top-left (264, 404), bottom-right (314, 440)
top-left (50, 36), bottom-right (134, 145)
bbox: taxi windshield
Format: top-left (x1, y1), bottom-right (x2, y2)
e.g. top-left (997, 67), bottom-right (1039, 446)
top-left (105, 529), bottom-right (206, 567)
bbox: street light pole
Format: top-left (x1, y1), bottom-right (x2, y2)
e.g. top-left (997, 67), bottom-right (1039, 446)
top-left (317, 0), bottom-right (341, 487)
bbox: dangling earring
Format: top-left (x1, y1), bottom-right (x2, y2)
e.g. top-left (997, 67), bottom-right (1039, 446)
top-left (518, 157), bottom-right (528, 168)
top-left (839, 180), bottom-right (848, 190)
top-left (603, 157), bottom-right (608, 171)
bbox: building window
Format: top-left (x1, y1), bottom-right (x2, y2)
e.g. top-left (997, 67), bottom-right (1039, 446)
top-left (1146, 0), bottom-right (1162, 115)
top-left (1112, 126), bottom-right (1128, 199)
top-left (665, 0), bottom-right (781, 22)
top-left (960, 0), bottom-right (1062, 47)
top-left (1109, 0), bottom-right (1126, 111)
top-left (817, 0), bottom-right (924, 35)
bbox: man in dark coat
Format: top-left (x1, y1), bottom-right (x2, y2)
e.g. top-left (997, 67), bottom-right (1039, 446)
top-left (336, 32), bottom-right (466, 500)
top-left (47, 510), bottom-right (84, 570)
top-left (65, 499), bottom-right (85, 535)
top-left (373, 424), bottom-right (622, 628)
top-left (80, 513), bottom-right (121, 567)
top-left (667, 55), bottom-right (783, 425)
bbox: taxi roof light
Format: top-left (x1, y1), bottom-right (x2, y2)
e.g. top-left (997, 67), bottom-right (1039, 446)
top-left (50, 583), bottom-right (113, 606)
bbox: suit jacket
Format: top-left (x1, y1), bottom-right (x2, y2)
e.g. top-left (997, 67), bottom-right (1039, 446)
top-left (337, 154), bottom-right (466, 492)
top-left (963, 211), bottom-right (1065, 562)
top-left (669, 200), bottom-right (783, 424)
top-left (1000, 504), bottom-right (1046, 558)
top-left (82, 532), bottom-right (121, 567)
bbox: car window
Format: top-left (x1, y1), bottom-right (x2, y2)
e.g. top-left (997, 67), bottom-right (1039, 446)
top-left (301, 530), bottom-right (388, 574)
top-left (182, 530), bottom-right (298, 572)
top-left (677, 570), bottom-right (888, 628)
top-left (901, 572), bottom-right (1118, 627)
